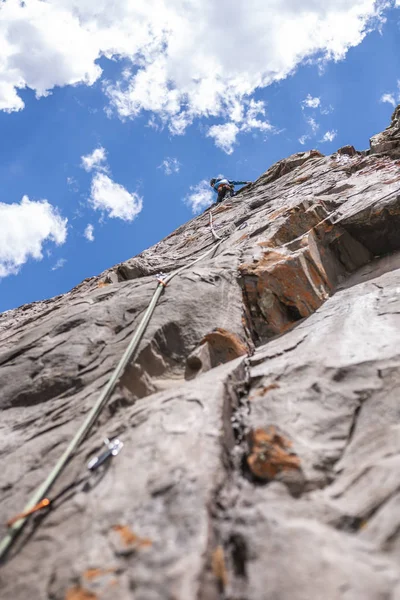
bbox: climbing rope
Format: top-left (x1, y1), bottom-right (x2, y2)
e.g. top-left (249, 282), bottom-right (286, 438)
top-left (209, 209), bottom-right (222, 241)
top-left (0, 235), bottom-right (225, 562)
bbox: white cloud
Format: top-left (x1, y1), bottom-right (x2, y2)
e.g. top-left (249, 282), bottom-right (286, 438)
top-left (84, 223), bottom-right (95, 241)
top-left (67, 176), bottom-right (79, 192)
top-left (158, 157), bottom-right (181, 175)
top-left (320, 130), bottom-right (337, 143)
top-left (82, 145), bottom-right (143, 221)
top-left (90, 173), bottom-right (143, 221)
top-left (105, 0), bottom-right (387, 139)
top-left (52, 258), bottom-right (67, 271)
top-left (241, 99), bottom-right (273, 133)
top-left (379, 80), bottom-right (400, 108)
top-left (208, 122), bottom-right (240, 155)
top-left (0, 0), bottom-right (390, 150)
top-left (0, 0), bottom-right (101, 112)
top-left (299, 134), bottom-right (310, 145)
top-left (208, 99), bottom-right (273, 153)
top-left (81, 147), bottom-right (107, 172)
top-left (0, 196), bottom-right (67, 278)
top-left (184, 179), bottom-right (214, 214)
top-left (320, 104), bottom-right (334, 115)
top-left (380, 93), bottom-right (396, 107)
top-left (299, 115), bottom-right (320, 145)
top-left (307, 117), bottom-right (320, 134)
top-left (302, 94), bottom-right (321, 109)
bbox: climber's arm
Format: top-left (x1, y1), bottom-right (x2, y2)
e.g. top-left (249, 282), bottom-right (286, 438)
top-left (229, 180), bottom-right (252, 186)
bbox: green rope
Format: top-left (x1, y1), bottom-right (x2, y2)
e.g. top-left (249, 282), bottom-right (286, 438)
top-left (0, 238), bottom-right (224, 561)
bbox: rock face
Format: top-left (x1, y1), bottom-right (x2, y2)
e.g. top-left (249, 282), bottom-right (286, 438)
top-left (1, 110), bottom-right (400, 600)
top-left (370, 105), bottom-right (400, 157)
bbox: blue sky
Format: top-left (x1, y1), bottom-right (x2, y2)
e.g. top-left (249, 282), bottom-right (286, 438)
top-left (1, 0), bottom-right (400, 313)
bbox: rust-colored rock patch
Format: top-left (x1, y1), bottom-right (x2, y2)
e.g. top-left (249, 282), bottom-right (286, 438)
top-left (110, 524), bottom-right (152, 555)
top-left (65, 587), bottom-right (97, 600)
top-left (212, 546), bottom-right (228, 589)
top-left (247, 426), bottom-right (301, 480)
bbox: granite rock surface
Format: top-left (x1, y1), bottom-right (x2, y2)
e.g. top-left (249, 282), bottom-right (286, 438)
top-left (1, 109), bottom-right (400, 599)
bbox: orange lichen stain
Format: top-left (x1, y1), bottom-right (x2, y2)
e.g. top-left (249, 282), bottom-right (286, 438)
top-left (267, 207), bottom-right (290, 222)
top-left (212, 546), bottom-right (228, 589)
top-left (309, 149), bottom-right (324, 159)
top-left (239, 249), bottom-right (287, 273)
top-left (250, 383), bottom-right (280, 399)
top-left (65, 587), bottom-right (97, 600)
top-left (234, 233), bottom-right (249, 244)
top-left (83, 568), bottom-right (116, 582)
top-left (255, 255), bottom-right (325, 316)
top-left (97, 281), bottom-right (110, 288)
top-left (293, 175), bottom-right (312, 184)
top-left (177, 234), bottom-right (199, 249)
top-left (112, 525), bottom-right (152, 549)
top-left (255, 240), bottom-right (275, 249)
top-left (201, 328), bottom-right (248, 360)
top-left (247, 426), bottom-right (301, 480)
top-left (257, 251), bottom-right (289, 267)
top-left (212, 203), bottom-right (233, 215)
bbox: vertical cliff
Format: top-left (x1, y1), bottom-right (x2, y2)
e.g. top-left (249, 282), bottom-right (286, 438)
top-left (1, 108), bottom-right (400, 600)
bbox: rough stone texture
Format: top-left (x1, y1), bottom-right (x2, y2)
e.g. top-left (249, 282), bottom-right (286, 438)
top-left (370, 105), bottom-right (400, 158)
top-left (1, 108), bottom-right (400, 599)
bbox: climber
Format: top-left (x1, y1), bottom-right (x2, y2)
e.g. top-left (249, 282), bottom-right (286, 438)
top-left (210, 177), bottom-right (251, 204)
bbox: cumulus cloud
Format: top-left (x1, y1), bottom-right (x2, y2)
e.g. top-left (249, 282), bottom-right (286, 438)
top-left (0, 0), bottom-right (390, 149)
top-left (302, 93), bottom-right (333, 117)
top-left (158, 157), bottom-right (181, 175)
top-left (90, 173), bottom-right (143, 221)
top-left (302, 94), bottom-right (321, 109)
top-left (104, 0), bottom-right (387, 137)
top-left (84, 223), bottom-right (94, 241)
top-left (208, 123), bottom-right (240, 155)
top-left (184, 180), bottom-right (214, 214)
top-left (0, 0), bottom-right (101, 112)
top-left (207, 99), bottom-right (273, 153)
top-left (320, 130), bottom-right (337, 143)
top-left (51, 258), bottom-right (67, 271)
top-left (81, 145), bottom-right (143, 221)
top-left (81, 147), bottom-right (107, 172)
top-left (0, 196), bottom-right (67, 278)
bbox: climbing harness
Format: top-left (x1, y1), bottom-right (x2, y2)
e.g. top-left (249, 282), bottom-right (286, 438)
top-left (217, 183), bottom-right (232, 194)
top-left (0, 231), bottom-right (226, 562)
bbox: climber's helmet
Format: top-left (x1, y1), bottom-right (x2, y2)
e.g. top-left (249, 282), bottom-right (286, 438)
top-left (210, 178), bottom-right (216, 187)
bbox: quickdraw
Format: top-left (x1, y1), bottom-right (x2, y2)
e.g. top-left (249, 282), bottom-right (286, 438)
top-left (87, 437), bottom-right (124, 471)
top-left (155, 272), bottom-right (168, 287)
